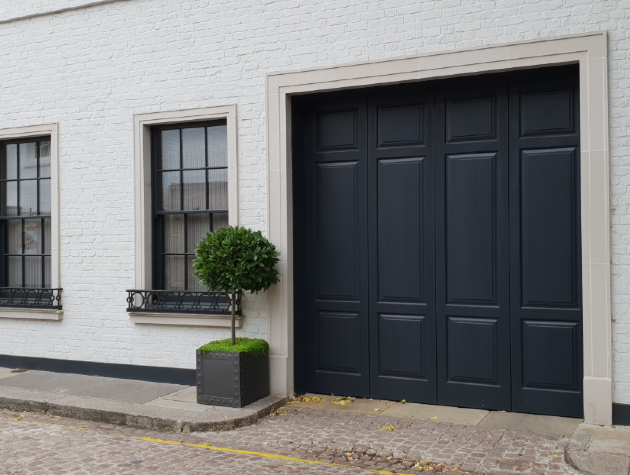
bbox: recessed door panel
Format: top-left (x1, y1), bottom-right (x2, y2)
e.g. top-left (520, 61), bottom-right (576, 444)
top-left (520, 148), bottom-right (578, 307)
top-left (316, 312), bottom-right (361, 374)
top-left (316, 162), bottom-right (359, 301)
top-left (447, 316), bottom-right (498, 384)
top-left (378, 314), bottom-right (425, 379)
top-left (377, 157), bottom-right (424, 302)
top-left (521, 320), bottom-right (579, 391)
top-left (445, 153), bottom-right (497, 304)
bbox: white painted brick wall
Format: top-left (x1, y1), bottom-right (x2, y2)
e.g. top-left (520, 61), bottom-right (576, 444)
top-left (0, 0), bottom-right (628, 402)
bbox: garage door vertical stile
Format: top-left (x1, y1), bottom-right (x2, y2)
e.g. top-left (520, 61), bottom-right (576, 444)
top-left (509, 66), bottom-right (583, 418)
top-left (367, 84), bottom-right (437, 403)
top-left (435, 76), bottom-right (512, 411)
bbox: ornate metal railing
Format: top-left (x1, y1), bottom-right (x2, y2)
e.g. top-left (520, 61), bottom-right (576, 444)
top-left (126, 290), bottom-right (241, 315)
top-left (0, 288), bottom-right (63, 309)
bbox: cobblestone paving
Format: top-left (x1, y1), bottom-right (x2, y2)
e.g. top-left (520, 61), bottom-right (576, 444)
top-left (0, 406), bottom-right (576, 474)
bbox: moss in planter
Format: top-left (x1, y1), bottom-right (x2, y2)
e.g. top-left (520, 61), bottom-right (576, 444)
top-left (198, 337), bottom-right (269, 356)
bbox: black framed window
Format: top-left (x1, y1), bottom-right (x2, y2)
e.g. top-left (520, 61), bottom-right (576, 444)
top-left (0, 137), bottom-right (52, 288)
top-left (152, 121), bottom-right (228, 291)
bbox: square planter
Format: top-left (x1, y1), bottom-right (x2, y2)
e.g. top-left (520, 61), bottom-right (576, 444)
top-left (196, 350), bottom-right (269, 408)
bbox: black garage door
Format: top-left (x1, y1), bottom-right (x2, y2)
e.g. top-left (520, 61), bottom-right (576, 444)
top-left (292, 65), bottom-right (583, 418)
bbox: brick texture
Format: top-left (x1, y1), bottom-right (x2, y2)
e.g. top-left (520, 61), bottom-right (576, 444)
top-left (0, 0), bottom-right (627, 403)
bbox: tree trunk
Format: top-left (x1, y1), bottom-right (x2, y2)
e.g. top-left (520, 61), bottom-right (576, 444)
top-left (231, 291), bottom-right (236, 346)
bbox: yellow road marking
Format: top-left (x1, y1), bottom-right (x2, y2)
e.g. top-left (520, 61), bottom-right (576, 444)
top-left (5, 415), bottom-right (417, 474)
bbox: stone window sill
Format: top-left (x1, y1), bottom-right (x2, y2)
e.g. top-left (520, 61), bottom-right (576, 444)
top-left (129, 312), bottom-right (243, 328)
top-left (0, 308), bottom-right (63, 321)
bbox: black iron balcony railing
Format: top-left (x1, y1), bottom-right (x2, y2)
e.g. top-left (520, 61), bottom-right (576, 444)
top-left (126, 290), bottom-right (241, 315)
top-left (0, 288), bottom-right (63, 310)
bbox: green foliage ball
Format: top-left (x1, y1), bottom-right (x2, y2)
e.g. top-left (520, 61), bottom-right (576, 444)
top-left (193, 226), bottom-right (280, 294)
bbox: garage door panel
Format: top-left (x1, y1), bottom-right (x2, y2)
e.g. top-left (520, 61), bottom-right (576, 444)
top-left (377, 105), bottom-right (425, 147)
top-left (368, 86), bottom-right (437, 404)
top-left (509, 67), bottom-right (582, 417)
top-left (315, 311), bottom-right (362, 374)
top-left (446, 316), bottom-right (499, 385)
top-left (446, 96), bottom-right (498, 143)
top-left (520, 89), bottom-right (576, 138)
top-left (378, 314), bottom-right (426, 379)
top-left (377, 157), bottom-right (424, 303)
top-left (317, 110), bottom-right (358, 150)
top-left (521, 320), bottom-right (580, 391)
top-left (520, 148), bottom-right (579, 308)
top-left (446, 153), bottom-right (497, 305)
top-left (316, 162), bottom-right (360, 301)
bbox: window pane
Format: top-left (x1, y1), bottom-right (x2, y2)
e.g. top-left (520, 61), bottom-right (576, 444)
top-left (183, 170), bottom-right (206, 211)
top-left (44, 218), bottom-right (51, 254)
top-left (45, 256), bottom-right (51, 288)
top-left (208, 169), bottom-right (228, 210)
top-left (187, 213), bottom-right (210, 254)
top-left (24, 219), bottom-right (41, 254)
top-left (187, 255), bottom-right (203, 291)
top-left (207, 125), bottom-right (227, 168)
top-left (19, 142), bottom-right (37, 179)
top-left (7, 220), bottom-right (22, 254)
top-left (19, 180), bottom-right (37, 216)
top-left (164, 255), bottom-right (185, 290)
top-left (161, 130), bottom-right (180, 170)
top-left (161, 171), bottom-right (180, 211)
top-left (2, 182), bottom-right (18, 216)
top-left (39, 141), bottom-right (51, 178)
top-left (182, 128), bottom-right (205, 169)
top-left (8, 256), bottom-right (22, 287)
top-left (39, 179), bottom-right (51, 215)
top-left (24, 256), bottom-right (42, 288)
top-left (212, 212), bottom-right (229, 231)
top-left (4, 144), bottom-right (17, 179)
top-left (164, 214), bottom-right (185, 254)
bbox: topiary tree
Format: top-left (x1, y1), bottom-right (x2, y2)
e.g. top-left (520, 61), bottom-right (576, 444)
top-left (193, 226), bottom-right (280, 346)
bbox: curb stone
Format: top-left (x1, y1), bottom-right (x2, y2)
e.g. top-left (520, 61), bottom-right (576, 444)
top-left (0, 392), bottom-right (288, 433)
top-left (565, 423), bottom-right (630, 475)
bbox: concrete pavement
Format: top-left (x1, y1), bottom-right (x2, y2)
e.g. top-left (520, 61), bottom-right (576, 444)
top-left (0, 367), bottom-right (287, 432)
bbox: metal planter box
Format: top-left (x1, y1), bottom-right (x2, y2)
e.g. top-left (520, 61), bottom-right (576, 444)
top-left (196, 350), bottom-right (269, 408)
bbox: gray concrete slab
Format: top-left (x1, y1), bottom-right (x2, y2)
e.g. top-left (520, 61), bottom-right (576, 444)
top-left (589, 425), bottom-right (630, 456)
top-left (163, 386), bottom-right (197, 403)
top-left (0, 370), bottom-right (78, 391)
top-left (0, 368), bottom-right (25, 380)
top-left (0, 370), bottom-right (185, 404)
top-left (380, 402), bottom-right (489, 425)
top-left (478, 411), bottom-right (582, 436)
top-left (145, 398), bottom-right (208, 412)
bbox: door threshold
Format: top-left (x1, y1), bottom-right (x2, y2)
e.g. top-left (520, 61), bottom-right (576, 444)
top-left (289, 393), bottom-right (582, 437)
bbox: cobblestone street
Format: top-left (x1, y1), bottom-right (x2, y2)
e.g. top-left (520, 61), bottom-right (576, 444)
top-left (0, 405), bottom-right (576, 474)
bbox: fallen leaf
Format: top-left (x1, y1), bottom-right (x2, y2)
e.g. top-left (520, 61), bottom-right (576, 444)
top-left (262, 442), bottom-right (268, 445)
top-left (401, 399), bottom-right (407, 404)
top-left (550, 455), bottom-right (561, 459)
top-left (374, 408), bottom-right (380, 411)
top-left (380, 425), bottom-right (395, 431)
top-left (431, 416), bottom-right (438, 420)
top-left (387, 456), bottom-right (393, 460)
top-left (339, 423), bottom-right (345, 425)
